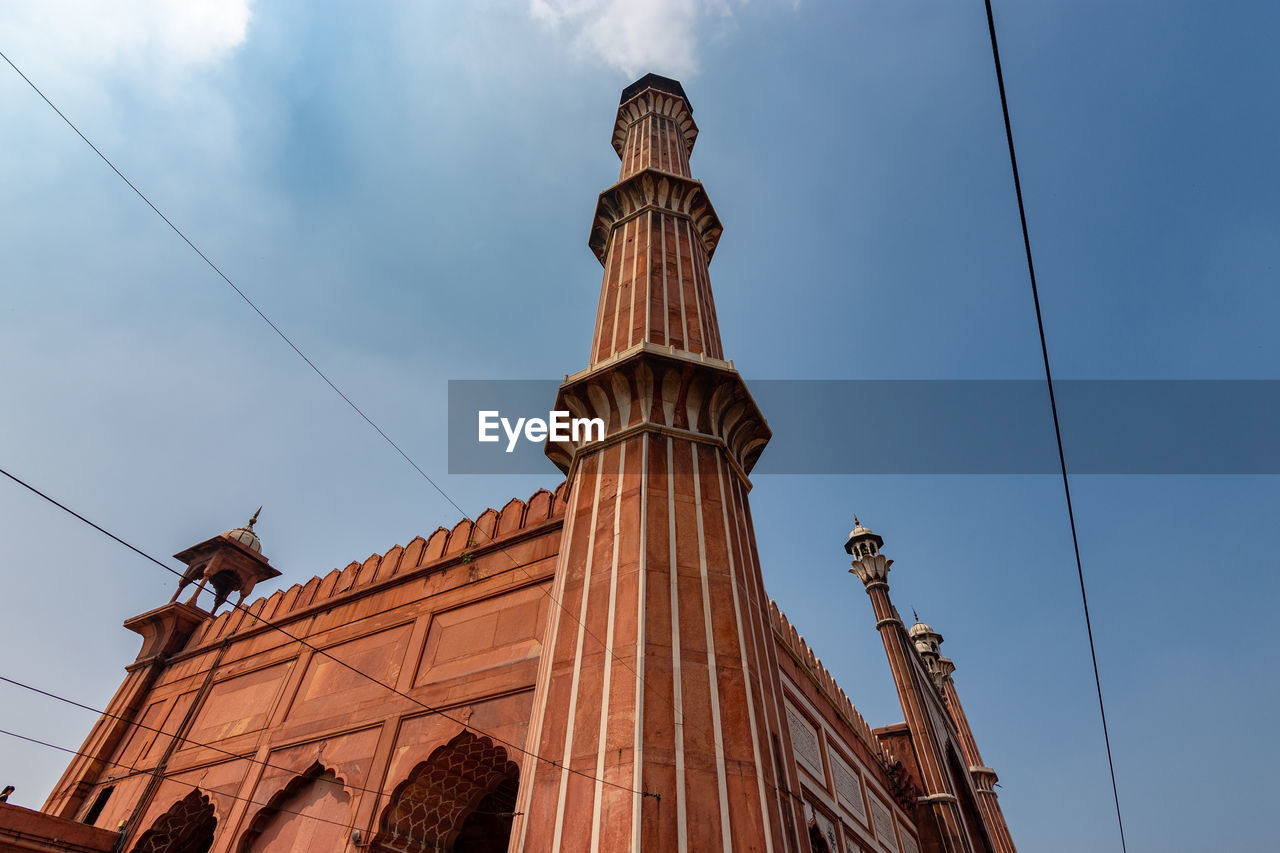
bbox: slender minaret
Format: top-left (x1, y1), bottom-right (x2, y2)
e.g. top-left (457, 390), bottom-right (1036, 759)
top-left (513, 74), bottom-right (799, 852)
top-left (846, 520), bottom-right (976, 853)
top-left (911, 621), bottom-right (1018, 853)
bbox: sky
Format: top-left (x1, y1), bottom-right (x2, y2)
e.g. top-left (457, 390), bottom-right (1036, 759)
top-left (1, 1), bottom-right (1277, 850)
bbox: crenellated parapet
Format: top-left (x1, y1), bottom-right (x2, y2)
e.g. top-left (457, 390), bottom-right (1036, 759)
top-left (186, 484), bottom-right (568, 649)
top-left (589, 168), bottom-right (722, 264)
top-left (769, 599), bottom-right (885, 760)
top-left (545, 344), bottom-right (770, 482)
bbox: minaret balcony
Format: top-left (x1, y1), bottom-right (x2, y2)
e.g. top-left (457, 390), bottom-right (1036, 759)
top-left (544, 342), bottom-right (770, 483)
top-left (588, 167), bottom-right (723, 264)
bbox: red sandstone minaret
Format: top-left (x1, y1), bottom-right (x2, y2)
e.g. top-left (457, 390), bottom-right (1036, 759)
top-left (911, 621), bottom-right (1018, 853)
top-left (847, 520), bottom-right (991, 853)
top-left (513, 74), bottom-right (800, 852)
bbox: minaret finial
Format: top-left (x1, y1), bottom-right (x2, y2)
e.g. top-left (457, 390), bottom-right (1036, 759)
top-left (854, 514), bottom-right (861, 527)
top-left (248, 507), bottom-right (261, 530)
top-left (913, 608), bottom-right (920, 624)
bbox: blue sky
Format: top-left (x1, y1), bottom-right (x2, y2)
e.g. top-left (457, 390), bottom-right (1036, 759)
top-left (1, 2), bottom-right (1277, 850)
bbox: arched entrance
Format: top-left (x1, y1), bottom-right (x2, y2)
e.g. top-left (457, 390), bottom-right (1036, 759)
top-left (131, 789), bottom-right (217, 853)
top-left (373, 730), bottom-right (519, 853)
top-left (237, 763), bottom-right (352, 852)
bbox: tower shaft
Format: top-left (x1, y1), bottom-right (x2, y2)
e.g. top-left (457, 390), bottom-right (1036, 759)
top-left (587, 76), bottom-right (724, 365)
top-left (939, 660), bottom-right (1017, 853)
top-left (865, 580), bottom-right (974, 852)
top-left (514, 76), bottom-right (794, 853)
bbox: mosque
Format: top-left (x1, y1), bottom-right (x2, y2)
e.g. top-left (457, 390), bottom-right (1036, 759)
top-left (0, 74), bottom-right (1016, 853)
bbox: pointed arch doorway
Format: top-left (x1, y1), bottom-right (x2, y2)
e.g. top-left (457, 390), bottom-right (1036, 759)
top-left (373, 730), bottom-right (519, 853)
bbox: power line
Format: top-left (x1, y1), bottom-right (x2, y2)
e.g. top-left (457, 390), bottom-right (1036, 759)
top-left (981, 2), bottom-right (1127, 850)
top-left (0, 728), bottom-right (359, 837)
top-left (0, 48), bottom-right (454, 523)
top-left (0, 710), bottom-right (520, 826)
top-left (0, 464), bottom-right (649, 799)
top-left (0, 45), bottom-right (706, 754)
top-left (0, 674), bottom-right (496, 810)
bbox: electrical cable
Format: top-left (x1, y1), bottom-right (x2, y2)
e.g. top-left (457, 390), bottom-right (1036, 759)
top-left (0, 728), bottom-right (359, 836)
top-left (0, 45), bottom-right (709, 756)
top-left (982, 2), bottom-right (1127, 849)
top-left (0, 464), bottom-right (648, 798)
top-left (0, 673), bottom-right (513, 812)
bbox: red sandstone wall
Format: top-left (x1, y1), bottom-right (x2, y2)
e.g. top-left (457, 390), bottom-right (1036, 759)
top-left (55, 487), bottom-right (567, 852)
top-left (46, 481), bottom-right (925, 853)
top-left (770, 603), bottom-right (923, 853)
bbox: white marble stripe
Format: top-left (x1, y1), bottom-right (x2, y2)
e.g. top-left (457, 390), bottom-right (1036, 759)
top-left (515, 465), bottom-right (584, 851)
top-left (713, 451), bottom-right (774, 853)
top-left (689, 443), bottom-right (733, 853)
top-left (644, 212), bottom-right (652, 347)
top-left (552, 454), bottom-right (608, 849)
top-left (734, 478), bottom-right (801, 833)
top-left (609, 217), bottom-right (630, 356)
top-left (590, 443), bottom-right (628, 851)
top-left (694, 238), bottom-right (721, 357)
top-left (667, 437), bottom-right (688, 853)
top-left (723, 476), bottom-right (788, 836)
top-left (688, 238), bottom-right (710, 355)
top-left (631, 438), bottom-right (649, 850)
top-left (659, 116), bottom-right (666, 171)
top-left (627, 212), bottom-right (642, 350)
top-left (672, 215), bottom-right (688, 349)
top-left (591, 216), bottom-right (619, 363)
top-left (683, 218), bottom-right (704, 353)
top-left (660, 213), bottom-right (670, 345)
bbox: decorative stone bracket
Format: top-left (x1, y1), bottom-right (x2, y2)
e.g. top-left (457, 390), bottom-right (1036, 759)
top-left (588, 167), bottom-right (723, 264)
top-left (545, 344), bottom-right (771, 484)
top-left (611, 85), bottom-right (698, 157)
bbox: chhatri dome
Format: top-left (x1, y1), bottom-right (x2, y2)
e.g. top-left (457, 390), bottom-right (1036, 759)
top-left (220, 507), bottom-right (262, 553)
top-left (909, 620), bottom-right (935, 639)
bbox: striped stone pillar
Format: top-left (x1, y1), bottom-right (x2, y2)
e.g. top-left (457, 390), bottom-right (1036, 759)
top-left (846, 523), bottom-right (975, 853)
top-left (937, 657), bottom-right (1018, 853)
top-left (512, 74), bottom-right (799, 853)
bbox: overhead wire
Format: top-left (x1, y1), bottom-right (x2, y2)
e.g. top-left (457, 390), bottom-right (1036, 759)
top-left (982, 2), bottom-right (1127, 849)
top-left (0, 673), bottom-right (512, 813)
top-left (0, 464), bottom-right (647, 798)
top-left (0, 44), bottom-right (714, 758)
top-left (0, 728), bottom-right (360, 836)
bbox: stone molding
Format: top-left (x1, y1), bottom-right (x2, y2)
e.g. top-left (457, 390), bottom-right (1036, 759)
top-left (612, 86), bottom-right (698, 157)
top-left (850, 553), bottom-right (894, 584)
top-left (588, 167), bottom-right (723, 263)
top-left (544, 346), bottom-right (771, 480)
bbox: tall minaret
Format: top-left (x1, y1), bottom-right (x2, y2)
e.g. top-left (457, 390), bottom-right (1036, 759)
top-left (846, 520), bottom-right (978, 853)
top-left (514, 74), bottom-right (797, 852)
top-left (911, 621), bottom-right (1018, 853)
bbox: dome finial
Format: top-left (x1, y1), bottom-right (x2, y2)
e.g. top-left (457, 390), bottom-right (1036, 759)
top-left (248, 506), bottom-right (261, 530)
top-left (844, 514), bottom-right (884, 557)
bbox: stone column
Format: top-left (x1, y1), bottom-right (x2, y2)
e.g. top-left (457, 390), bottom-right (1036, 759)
top-left (847, 524), bottom-right (973, 853)
top-left (512, 74), bottom-right (799, 853)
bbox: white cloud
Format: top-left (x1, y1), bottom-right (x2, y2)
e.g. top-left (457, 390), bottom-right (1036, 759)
top-left (2, 0), bottom-right (252, 85)
top-left (529, 0), bottom-right (736, 79)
